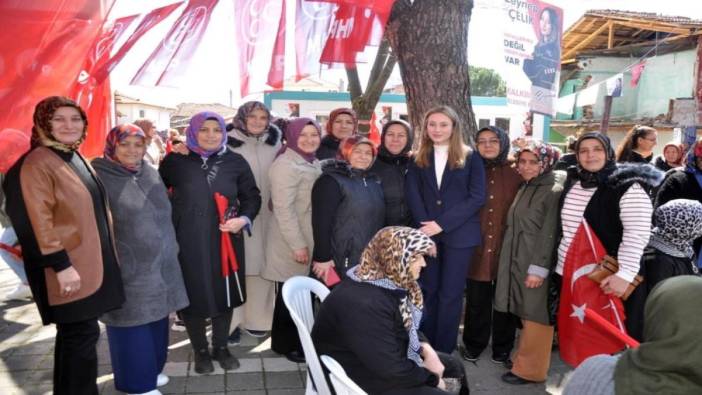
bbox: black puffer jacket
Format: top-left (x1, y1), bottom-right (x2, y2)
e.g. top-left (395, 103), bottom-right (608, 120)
top-left (316, 135), bottom-right (340, 160)
top-left (311, 160), bottom-right (384, 278)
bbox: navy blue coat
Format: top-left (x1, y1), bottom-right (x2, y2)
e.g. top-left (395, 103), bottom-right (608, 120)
top-left (405, 150), bottom-right (486, 248)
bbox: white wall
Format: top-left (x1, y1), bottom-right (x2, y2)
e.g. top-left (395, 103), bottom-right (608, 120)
top-left (116, 103), bottom-right (172, 130)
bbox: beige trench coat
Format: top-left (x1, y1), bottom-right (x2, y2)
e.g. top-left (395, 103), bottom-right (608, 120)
top-left (262, 149), bottom-right (321, 282)
top-left (228, 128), bottom-right (281, 275)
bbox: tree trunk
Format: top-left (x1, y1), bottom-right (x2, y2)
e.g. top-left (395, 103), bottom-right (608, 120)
top-left (386, 0), bottom-right (477, 144)
top-left (346, 37), bottom-right (396, 136)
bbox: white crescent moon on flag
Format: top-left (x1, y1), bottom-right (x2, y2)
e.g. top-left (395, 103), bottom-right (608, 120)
top-left (571, 263), bottom-right (598, 292)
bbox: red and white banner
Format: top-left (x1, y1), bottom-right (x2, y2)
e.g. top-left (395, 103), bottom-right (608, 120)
top-left (99, 2), bottom-right (184, 83)
top-left (0, 1), bottom-right (113, 150)
top-left (630, 61), bottom-right (646, 88)
top-left (70, 15), bottom-right (139, 157)
top-left (132, 0), bottom-right (219, 87)
top-left (235, 0), bottom-right (285, 97)
top-left (266, 0), bottom-right (287, 89)
top-left (319, 2), bottom-right (391, 66)
top-left (295, 0), bottom-right (335, 80)
top-left (309, 0), bottom-right (395, 14)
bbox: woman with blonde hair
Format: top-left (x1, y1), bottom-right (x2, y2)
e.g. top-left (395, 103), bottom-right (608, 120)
top-left (405, 105), bottom-right (486, 353)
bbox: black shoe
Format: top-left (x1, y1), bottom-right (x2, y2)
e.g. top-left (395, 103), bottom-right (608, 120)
top-left (501, 371), bottom-right (537, 385)
top-left (461, 348), bottom-right (481, 362)
top-left (193, 349), bottom-right (214, 374)
top-left (491, 353), bottom-right (512, 369)
top-left (212, 346), bottom-right (240, 370)
top-left (228, 327), bottom-right (241, 346)
top-left (285, 350), bottom-right (306, 363)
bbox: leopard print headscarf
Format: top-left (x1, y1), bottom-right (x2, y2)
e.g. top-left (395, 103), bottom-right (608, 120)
top-left (31, 96), bottom-right (88, 152)
top-left (348, 226), bottom-right (435, 365)
top-left (650, 199), bottom-right (702, 263)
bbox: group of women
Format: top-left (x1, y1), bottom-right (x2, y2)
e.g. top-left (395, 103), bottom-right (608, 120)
top-left (3, 94), bottom-right (701, 395)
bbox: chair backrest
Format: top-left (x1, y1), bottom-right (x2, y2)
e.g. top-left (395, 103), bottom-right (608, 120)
top-left (320, 355), bottom-right (368, 395)
top-left (282, 276), bottom-right (332, 395)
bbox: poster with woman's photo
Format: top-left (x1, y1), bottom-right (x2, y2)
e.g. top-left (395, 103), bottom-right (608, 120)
top-left (503, 0), bottom-right (563, 117)
top-left (605, 74), bottom-right (624, 97)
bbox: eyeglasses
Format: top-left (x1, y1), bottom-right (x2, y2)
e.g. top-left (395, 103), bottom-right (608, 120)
top-left (476, 139), bottom-right (500, 146)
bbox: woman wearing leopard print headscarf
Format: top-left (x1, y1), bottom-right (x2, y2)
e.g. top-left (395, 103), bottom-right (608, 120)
top-left (312, 227), bottom-right (470, 394)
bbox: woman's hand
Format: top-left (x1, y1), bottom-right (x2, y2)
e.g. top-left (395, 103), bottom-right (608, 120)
top-left (219, 217), bottom-right (247, 234)
top-left (420, 342), bottom-right (445, 378)
top-left (56, 266), bottom-right (81, 298)
top-left (601, 274), bottom-right (630, 298)
top-left (312, 260), bottom-right (334, 280)
top-left (292, 247), bottom-right (309, 264)
top-left (419, 221), bottom-right (443, 237)
top-left (525, 274), bottom-right (545, 289)
top-left (171, 143), bottom-right (190, 155)
top-left (437, 378), bottom-right (447, 391)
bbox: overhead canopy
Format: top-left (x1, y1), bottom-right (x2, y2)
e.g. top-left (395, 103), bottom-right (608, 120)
top-left (561, 9), bottom-right (702, 65)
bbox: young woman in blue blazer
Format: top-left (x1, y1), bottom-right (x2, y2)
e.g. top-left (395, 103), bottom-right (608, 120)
top-left (405, 105), bottom-right (486, 353)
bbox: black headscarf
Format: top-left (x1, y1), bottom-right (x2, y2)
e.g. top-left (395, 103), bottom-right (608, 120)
top-left (573, 132), bottom-right (617, 188)
top-left (378, 119), bottom-right (413, 161)
top-left (476, 126), bottom-right (510, 166)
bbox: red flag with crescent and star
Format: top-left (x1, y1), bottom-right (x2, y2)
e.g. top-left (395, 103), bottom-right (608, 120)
top-left (558, 220), bottom-right (628, 367)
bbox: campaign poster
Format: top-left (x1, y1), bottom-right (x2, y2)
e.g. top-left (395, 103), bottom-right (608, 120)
top-left (606, 73), bottom-right (624, 97)
top-left (503, 0), bottom-right (563, 117)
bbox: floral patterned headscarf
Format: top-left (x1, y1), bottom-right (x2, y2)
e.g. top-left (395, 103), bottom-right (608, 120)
top-left (515, 141), bottom-right (560, 175)
top-left (347, 226), bottom-right (435, 366)
top-left (104, 123), bottom-right (147, 173)
top-left (230, 101), bottom-right (272, 136)
top-left (31, 96), bottom-right (88, 152)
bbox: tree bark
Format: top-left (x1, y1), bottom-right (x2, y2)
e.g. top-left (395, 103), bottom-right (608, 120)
top-left (386, 0), bottom-right (477, 144)
top-left (346, 37), bottom-right (396, 135)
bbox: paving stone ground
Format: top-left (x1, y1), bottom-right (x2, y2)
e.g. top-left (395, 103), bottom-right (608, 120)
top-left (0, 265), bottom-right (572, 394)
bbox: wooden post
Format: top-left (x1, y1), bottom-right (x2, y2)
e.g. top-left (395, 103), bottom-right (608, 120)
top-left (601, 95), bottom-right (613, 135)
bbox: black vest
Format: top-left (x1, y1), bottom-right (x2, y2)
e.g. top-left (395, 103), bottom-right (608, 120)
top-left (324, 162), bottom-right (385, 276)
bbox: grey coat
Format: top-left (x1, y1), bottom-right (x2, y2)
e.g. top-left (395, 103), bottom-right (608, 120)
top-left (93, 158), bottom-right (189, 327)
top-left (262, 149), bottom-right (321, 282)
top-left (495, 170), bottom-right (565, 325)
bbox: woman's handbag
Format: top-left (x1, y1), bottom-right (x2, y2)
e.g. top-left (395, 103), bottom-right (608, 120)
top-left (581, 220), bottom-right (643, 301)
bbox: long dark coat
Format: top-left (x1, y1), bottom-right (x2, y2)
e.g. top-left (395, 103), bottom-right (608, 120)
top-left (159, 150), bottom-right (261, 318)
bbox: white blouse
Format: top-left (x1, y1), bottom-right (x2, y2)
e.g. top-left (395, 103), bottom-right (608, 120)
top-left (434, 145), bottom-right (449, 188)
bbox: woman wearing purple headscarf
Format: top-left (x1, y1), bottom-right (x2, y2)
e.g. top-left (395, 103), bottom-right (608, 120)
top-left (262, 118), bottom-right (322, 362)
top-left (159, 112), bottom-right (262, 375)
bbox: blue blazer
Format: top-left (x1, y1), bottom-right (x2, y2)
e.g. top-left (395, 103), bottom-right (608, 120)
top-left (405, 150), bottom-right (486, 248)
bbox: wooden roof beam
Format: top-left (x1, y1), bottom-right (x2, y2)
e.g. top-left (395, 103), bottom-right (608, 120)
top-left (562, 21), bottom-right (613, 60)
top-left (608, 22), bottom-right (614, 48)
top-left (612, 20), bottom-right (691, 35)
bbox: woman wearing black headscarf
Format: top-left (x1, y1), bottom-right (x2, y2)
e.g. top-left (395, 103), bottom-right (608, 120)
top-left (555, 132), bottom-right (661, 366)
top-left (2, 96), bottom-right (125, 394)
top-left (462, 126), bottom-right (521, 364)
top-left (370, 120), bottom-right (414, 226)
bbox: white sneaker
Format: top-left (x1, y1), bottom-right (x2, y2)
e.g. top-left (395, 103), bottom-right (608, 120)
top-left (156, 373), bottom-right (169, 387)
top-left (5, 284), bottom-right (31, 301)
top-left (171, 320), bottom-right (186, 332)
top-left (128, 390), bottom-right (161, 395)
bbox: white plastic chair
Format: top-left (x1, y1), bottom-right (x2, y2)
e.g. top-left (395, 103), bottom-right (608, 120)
top-left (282, 276), bottom-right (332, 395)
top-left (320, 355), bottom-right (368, 395)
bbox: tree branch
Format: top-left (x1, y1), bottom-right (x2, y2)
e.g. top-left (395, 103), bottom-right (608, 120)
top-left (346, 66), bottom-right (363, 100)
top-left (366, 37), bottom-right (391, 91)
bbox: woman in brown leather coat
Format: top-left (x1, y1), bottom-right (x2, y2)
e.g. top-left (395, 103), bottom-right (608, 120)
top-left (2, 96), bottom-right (125, 395)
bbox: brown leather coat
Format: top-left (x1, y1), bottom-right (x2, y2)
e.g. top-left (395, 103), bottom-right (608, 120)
top-left (18, 147), bottom-right (112, 305)
top-left (467, 163), bottom-right (522, 282)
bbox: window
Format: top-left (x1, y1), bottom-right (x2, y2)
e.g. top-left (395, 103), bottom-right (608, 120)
top-left (495, 117), bottom-right (510, 131)
top-left (139, 109), bottom-right (145, 118)
top-left (478, 119), bottom-right (490, 129)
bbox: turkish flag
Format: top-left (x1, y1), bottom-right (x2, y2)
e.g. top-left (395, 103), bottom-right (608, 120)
top-left (558, 220), bottom-right (628, 367)
top-left (131, 0), bottom-right (219, 87)
top-left (630, 61), bottom-right (646, 88)
top-left (0, 2), bottom-right (112, 138)
top-left (96, 2), bottom-right (183, 84)
top-left (266, 0), bottom-right (287, 89)
top-left (295, 0), bottom-right (335, 81)
top-left (308, 0), bottom-right (395, 14)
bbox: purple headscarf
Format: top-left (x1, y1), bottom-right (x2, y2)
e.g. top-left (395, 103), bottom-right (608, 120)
top-left (104, 123), bottom-right (146, 173)
top-left (278, 117), bottom-right (321, 163)
top-left (186, 111), bottom-right (227, 158)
